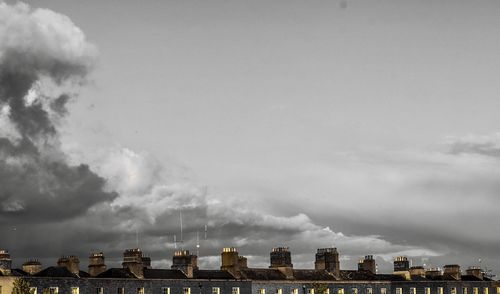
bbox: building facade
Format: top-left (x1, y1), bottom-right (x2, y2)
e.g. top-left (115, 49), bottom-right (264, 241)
top-left (0, 247), bottom-right (498, 294)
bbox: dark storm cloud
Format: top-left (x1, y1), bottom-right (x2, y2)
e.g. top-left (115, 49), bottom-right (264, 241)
top-left (0, 2), bottom-right (116, 222)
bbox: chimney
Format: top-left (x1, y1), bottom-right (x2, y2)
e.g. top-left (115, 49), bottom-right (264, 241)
top-left (221, 247), bottom-right (245, 278)
top-left (142, 256), bottom-right (152, 269)
top-left (270, 247), bottom-right (293, 279)
top-left (409, 266), bottom-right (426, 277)
top-left (443, 264), bottom-right (461, 280)
top-left (358, 255), bottom-right (376, 274)
top-left (0, 250), bottom-right (12, 275)
top-left (171, 250), bottom-right (198, 278)
top-left (22, 259), bottom-right (42, 275)
top-left (122, 248), bottom-right (144, 278)
top-left (425, 268), bottom-right (443, 279)
top-left (315, 248), bottom-right (340, 277)
top-left (393, 256), bottom-right (411, 280)
top-left (394, 256), bottom-right (410, 272)
top-left (88, 252), bottom-right (107, 277)
top-left (238, 256), bottom-right (248, 269)
top-left (466, 266), bottom-right (483, 280)
top-left (57, 255), bottom-right (80, 275)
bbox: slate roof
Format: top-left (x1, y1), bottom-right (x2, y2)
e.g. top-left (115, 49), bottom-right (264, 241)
top-left (34, 266), bottom-right (79, 278)
top-left (293, 269), bottom-right (337, 281)
top-left (375, 274), bottom-right (406, 281)
top-left (340, 270), bottom-right (377, 281)
top-left (96, 268), bottom-right (138, 279)
top-left (339, 270), bottom-right (405, 281)
top-left (239, 268), bottom-right (338, 281)
top-left (409, 275), bottom-right (429, 281)
top-left (144, 269), bottom-right (188, 279)
top-left (461, 275), bottom-right (485, 281)
top-left (11, 269), bottom-right (28, 276)
top-left (193, 270), bottom-right (236, 280)
top-left (240, 268), bottom-right (288, 280)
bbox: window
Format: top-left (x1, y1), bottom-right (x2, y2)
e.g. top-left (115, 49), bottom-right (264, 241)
top-left (162, 288), bottom-right (170, 294)
top-left (325, 289), bottom-right (330, 294)
top-left (425, 288), bottom-right (431, 294)
top-left (307, 289), bottom-right (314, 294)
top-left (259, 289), bottom-right (266, 294)
top-left (352, 289), bottom-right (358, 294)
top-left (277, 289), bottom-right (283, 294)
top-left (463, 288), bottom-right (468, 294)
top-left (117, 288), bottom-right (125, 294)
top-left (474, 288), bottom-right (479, 294)
top-left (292, 289), bottom-right (299, 294)
top-left (96, 288), bottom-right (104, 294)
top-left (232, 287), bottom-right (240, 294)
top-left (184, 288), bottom-right (191, 294)
top-left (438, 288), bottom-right (444, 294)
top-left (137, 288), bottom-right (145, 294)
top-left (411, 288), bottom-right (416, 294)
top-left (367, 288), bottom-right (373, 294)
top-left (49, 288), bottom-right (59, 294)
top-left (339, 289), bottom-right (345, 294)
top-left (496, 288), bottom-right (500, 294)
top-left (484, 288), bottom-right (489, 294)
top-left (71, 288), bottom-right (79, 294)
top-left (396, 288), bottom-right (403, 294)
top-left (381, 289), bottom-right (387, 294)
top-left (30, 288), bottom-right (37, 294)
top-left (213, 288), bottom-right (220, 294)
top-left (451, 288), bottom-right (457, 294)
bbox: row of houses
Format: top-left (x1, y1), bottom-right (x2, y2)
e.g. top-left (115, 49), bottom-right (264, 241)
top-left (0, 247), bottom-right (498, 294)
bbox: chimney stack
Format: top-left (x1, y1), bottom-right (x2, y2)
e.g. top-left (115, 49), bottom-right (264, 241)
top-left (0, 250), bottom-right (12, 275)
top-left (315, 248), bottom-right (340, 277)
top-left (22, 259), bottom-right (42, 275)
top-left (57, 255), bottom-right (80, 275)
top-left (409, 266), bottom-right (426, 277)
top-left (270, 247), bottom-right (293, 279)
top-left (171, 250), bottom-right (198, 278)
top-left (425, 268), bottom-right (443, 279)
top-left (443, 264), bottom-right (461, 280)
top-left (221, 247), bottom-right (246, 278)
top-left (142, 256), bottom-right (152, 269)
top-left (466, 266), bottom-right (483, 280)
top-left (394, 256), bottom-right (410, 272)
top-left (122, 248), bottom-right (144, 278)
top-left (358, 255), bottom-right (376, 274)
top-left (88, 252), bottom-right (107, 277)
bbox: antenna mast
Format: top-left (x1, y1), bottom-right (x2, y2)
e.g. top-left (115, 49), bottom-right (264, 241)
top-left (196, 231), bottom-right (200, 256)
top-left (136, 228), bottom-right (139, 248)
top-left (179, 210), bottom-right (183, 250)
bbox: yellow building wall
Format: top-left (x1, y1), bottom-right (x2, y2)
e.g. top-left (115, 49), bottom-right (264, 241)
top-left (0, 276), bottom-right (16, 294)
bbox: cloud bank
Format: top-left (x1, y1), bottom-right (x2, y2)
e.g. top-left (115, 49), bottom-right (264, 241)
top-left (0, 2), bottom-right (114, 222)
top-left (1, 1), bottom-right (498, 276)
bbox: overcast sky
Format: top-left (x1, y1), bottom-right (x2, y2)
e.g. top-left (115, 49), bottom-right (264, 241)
top-left (1, 0), bottom-right (500, 276)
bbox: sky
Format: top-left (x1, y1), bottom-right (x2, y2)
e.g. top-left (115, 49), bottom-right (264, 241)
top-left (1, 0), bottom-right (500, 276)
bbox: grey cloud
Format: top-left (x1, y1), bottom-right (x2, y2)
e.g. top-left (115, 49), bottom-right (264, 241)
top-left (446, 133), bottom-right (500, 157)
top-left (50, 94), bottom-right (71, 116)
top-left (0, 2), bottom-right (115, 224)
